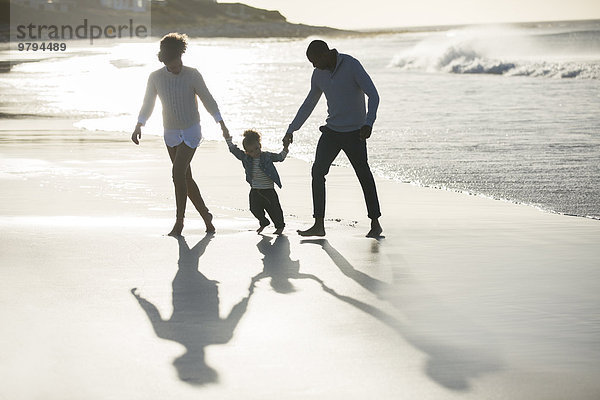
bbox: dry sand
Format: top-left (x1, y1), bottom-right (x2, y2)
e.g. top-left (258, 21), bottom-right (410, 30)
top-left (1, 121), bottom-right (599, 399)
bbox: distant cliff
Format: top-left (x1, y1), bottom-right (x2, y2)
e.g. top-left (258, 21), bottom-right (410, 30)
top-left (0, 0), bottom-right (353, 42)
top-left (151, 0), bottom-right (352, 37)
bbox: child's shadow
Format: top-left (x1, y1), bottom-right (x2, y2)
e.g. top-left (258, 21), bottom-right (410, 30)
top-left (131, 234), bottom-right (253, 386)
top-left (252, 234), bottom-right (324, 293)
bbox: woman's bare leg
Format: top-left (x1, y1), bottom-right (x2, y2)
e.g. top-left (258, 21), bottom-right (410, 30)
top-left (167, 144), bottom-right (214, 234)
top-left (185, 168), bottom-right (215, 232)
top-left (167, 144), bottom-right (197, 236)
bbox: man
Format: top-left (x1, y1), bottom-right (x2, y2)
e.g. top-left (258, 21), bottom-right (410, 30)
top-left (283, 40), bottom-right (383, 238)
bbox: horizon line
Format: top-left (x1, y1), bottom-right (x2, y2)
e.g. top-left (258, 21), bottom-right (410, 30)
top-left (345, 17), bottom-right (600, 33)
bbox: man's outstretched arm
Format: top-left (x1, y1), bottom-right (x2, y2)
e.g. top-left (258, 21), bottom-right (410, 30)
top-left (284, 75), bottom-right (323, 144)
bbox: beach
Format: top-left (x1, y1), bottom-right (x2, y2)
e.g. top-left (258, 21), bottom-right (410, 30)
top-left (1, 120), bottom-right (599, 399)
top-left (4, 27), bottom-right (599, 220)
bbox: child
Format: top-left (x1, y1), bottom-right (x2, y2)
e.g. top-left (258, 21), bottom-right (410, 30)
top-left (224, 129), bottom-right (289, 234)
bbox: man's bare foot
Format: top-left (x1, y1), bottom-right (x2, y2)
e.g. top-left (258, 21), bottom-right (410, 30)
top-left (366, 219), bottom-right (383, 238)
top-left (257, 221), bottom-right (270, 234)
top-left (273, 227), bottom-right (284, 235)
top-left (168, 219), bottom-right (184, 237)
top-left (203, 212), bottom-right (215, 233)
top-left (297, 224), bottom-right (325, 237)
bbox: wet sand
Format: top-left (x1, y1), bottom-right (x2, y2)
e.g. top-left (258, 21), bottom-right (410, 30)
top-left (1, 122), bottom-right (599, 399)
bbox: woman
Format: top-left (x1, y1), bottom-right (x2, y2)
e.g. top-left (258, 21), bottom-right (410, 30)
top-left (132, 32), bottom-right (229, 236)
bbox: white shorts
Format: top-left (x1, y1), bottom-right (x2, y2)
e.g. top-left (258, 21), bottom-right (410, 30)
top-left (164, 123), bottom-right (202, 148)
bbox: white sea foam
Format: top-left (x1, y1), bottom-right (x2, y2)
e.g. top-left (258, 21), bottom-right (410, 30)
top-left (390, 26), bottom-right (600, 79)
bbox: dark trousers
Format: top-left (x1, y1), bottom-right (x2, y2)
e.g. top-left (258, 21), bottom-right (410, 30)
top-left (312, 128), bottom-right (381, 219)
top-left (249, 188), bottom-right (285, 229)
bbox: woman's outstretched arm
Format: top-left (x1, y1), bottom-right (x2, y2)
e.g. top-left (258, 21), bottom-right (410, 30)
top-left (131, 288), bottom-right (168, 339)
top-left (132, 74), bottom-right (158, 144)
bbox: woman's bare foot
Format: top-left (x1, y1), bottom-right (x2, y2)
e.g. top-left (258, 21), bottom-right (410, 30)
top-left (203, 212), bottom-right (215, 233)
top-left (297, 218), bottom-right (325, 237)
top-left (168, 219), bottom-right (184, 237)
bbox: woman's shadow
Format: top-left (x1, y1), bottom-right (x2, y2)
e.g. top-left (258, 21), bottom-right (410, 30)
top-left (131, 234), bottom-right (253, 385)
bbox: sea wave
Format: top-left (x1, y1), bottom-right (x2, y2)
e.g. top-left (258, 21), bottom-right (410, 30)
top-left (392, 47), bottom-right (600, 79)
top-left (390, 26), bottom-right (600, 79)
top-left (534, 29), bottom-right (600, 46)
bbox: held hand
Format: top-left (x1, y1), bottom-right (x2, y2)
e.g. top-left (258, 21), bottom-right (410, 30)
top-left (131, 124), bottom-right (142, 145)
top-left (220, 121), bottom-right (230, 139)
top-left (283, 133), bottom-right (293, 147)
top-left (359, 125), bottom-right (372, 141)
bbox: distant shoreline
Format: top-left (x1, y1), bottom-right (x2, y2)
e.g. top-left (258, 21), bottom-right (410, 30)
top-left (360, 18), bottom-right (600, 35)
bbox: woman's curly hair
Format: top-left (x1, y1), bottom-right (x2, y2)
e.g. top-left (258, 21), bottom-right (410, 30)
top-left (157, 32), bottom-right (188, 63)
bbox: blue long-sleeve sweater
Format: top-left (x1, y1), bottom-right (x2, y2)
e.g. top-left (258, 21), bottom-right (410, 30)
top-left (286, 51), bottom-right (379, 134)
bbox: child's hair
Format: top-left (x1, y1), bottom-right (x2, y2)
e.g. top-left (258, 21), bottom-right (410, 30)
top-left (242, 129), bottom-right (261, 149)
top-left (157, 32), bottom-right (188, 63)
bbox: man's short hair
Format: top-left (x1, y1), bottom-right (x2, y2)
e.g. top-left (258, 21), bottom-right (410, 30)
top-left (306, 40), bottom-right (330, 58)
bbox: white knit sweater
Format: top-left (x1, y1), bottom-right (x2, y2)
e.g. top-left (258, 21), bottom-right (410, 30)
top-left (138, 66), bottom-right (222, 130)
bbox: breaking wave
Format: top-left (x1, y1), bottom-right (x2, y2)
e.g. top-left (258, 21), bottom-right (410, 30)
top-left (390, 26), bottom-right (600, 79)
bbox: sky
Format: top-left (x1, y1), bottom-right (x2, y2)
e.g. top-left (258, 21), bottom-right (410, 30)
top-left (225, 0), bottom-right (600, 30)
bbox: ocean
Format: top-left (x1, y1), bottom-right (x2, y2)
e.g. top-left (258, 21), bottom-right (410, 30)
top-left (1, 19), bottom-right (599, 219)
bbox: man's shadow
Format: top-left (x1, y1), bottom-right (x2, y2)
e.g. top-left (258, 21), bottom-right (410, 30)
top-left (252, 234), bottom-right (324, 292)
top-left (131, 234), bottom-right (253, 385)
top-left (301, 238), bottom-right (502, 391)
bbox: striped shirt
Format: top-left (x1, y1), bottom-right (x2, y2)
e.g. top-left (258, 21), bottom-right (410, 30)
top-left (251, 158), bottom-right (275, 189)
